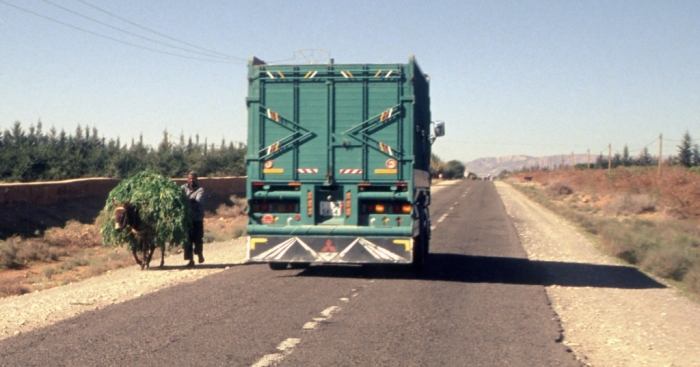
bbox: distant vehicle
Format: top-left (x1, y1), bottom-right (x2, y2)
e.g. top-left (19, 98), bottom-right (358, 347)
top-left (245, 56), bottom-right (445, 271)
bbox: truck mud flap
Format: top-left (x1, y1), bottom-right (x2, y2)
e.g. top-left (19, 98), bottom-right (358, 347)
top-left (247, 236), bottom-right (413, 264)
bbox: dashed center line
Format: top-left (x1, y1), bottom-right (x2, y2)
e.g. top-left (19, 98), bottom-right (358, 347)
top-left (251, 338), bottom-right (301, 367)
top-left (251, 294), bottom-right (356, 367)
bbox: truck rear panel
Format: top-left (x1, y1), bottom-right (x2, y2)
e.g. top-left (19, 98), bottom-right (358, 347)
top-left (245, 56), bottom-right (431, 265)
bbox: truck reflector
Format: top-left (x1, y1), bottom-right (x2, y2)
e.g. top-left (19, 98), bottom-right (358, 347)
top-left (379, 108), bottom-right (394, 122)
top-left (345, 191), bottom-right (352, 217)
top-left (266, 141), bottom-right (280, 155)
top-left (297, 168), bottom-right (319, 173)
top-left (378, 142), bottom-right (393, 156)
top-left (307, 190), bottom-right (313, 217)
top-left (266, 109), bottom-right (280, 122)
top-left (262, 214), bottom-right (274, 224)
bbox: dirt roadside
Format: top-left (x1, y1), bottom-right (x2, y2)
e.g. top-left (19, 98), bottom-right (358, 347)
top-left (496, 181), bottom-right (700, 367)
top-left (0, 238), bottom-right (248, 340)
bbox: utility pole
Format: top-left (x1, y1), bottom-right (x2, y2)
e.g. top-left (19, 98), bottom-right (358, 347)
top-left (571, 152), bottom-right (575, 169)
top-left (608, 144), bottom-right (612, 172)
top-left (658, 133), bottom-right (663, 177)
top-left (587, 148), bottom-right (591, 169)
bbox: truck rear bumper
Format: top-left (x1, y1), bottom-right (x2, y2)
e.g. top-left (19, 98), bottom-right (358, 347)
top-left (247, 235), bottom-right (414, 264)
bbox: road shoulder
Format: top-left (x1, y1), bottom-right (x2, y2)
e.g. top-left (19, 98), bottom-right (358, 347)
top-left (496, 181), bottom-right (700, 367)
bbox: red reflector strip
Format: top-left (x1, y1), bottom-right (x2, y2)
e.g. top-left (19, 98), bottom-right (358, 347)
top-left (297, 168), bottom-right (319, 173)
top-left (340, 169), bottom-right (363, 174)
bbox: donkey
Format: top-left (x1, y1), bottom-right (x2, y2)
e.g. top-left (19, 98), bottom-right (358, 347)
top-left (112, 199), bottom-right (165, 269)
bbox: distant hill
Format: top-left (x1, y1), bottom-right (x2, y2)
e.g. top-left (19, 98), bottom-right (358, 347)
top-left (464, 154), bottom-right (591, 177)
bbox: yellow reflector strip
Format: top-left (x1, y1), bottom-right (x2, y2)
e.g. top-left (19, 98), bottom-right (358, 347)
top-left (263, 168), bottom-right (284, 174)
top-left (375, 169), bottom-right (397, 174)
top-left (345, 191), bottom-right (352, 217)
top-left (249, 238), bottom-right (268, 250)
top-left (277, 71), bottom-right (285, 78)
top-left (307, 190), bottom-right (313, 217)
top-left (393, 239), bottom-right (411, 252)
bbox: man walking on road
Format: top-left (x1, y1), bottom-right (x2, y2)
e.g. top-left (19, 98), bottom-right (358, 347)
top-left (182, 171), bottom-right (205, 267)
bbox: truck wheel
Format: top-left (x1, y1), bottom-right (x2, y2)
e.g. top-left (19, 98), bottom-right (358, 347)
top-left (412, 233), bottom-right (428, 272)
top-left (268, 262), bottom-right (288, 270)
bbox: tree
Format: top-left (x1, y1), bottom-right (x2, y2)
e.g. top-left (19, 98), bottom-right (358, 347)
top-left (622, 145), bottom-right (630, 167)
top-left (442, 160), bottom-right (465, 179)
top-left (637, 147), bottom-right (653, 166)
top-left (678, 131), bottom-right (693, 168)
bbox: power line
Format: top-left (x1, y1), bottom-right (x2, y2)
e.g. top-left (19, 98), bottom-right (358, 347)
top-left (0, 0), bottom-right (244, 64)
top-left (71, 0), bottom-right (245, 62)
top-left (40, 0), bottom-right (238, 61)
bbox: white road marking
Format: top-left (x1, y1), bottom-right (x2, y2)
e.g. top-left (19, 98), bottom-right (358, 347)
top-left (320, 306), bottom-right (340, 317)
top-left (437, 214), bottom-right (448, 223)
top-left (251, 338), bottom-right (301, 367)
top-left (431, 225), bottom-right (436, 230)
top-left (252, 304), bottom-right (343, 366)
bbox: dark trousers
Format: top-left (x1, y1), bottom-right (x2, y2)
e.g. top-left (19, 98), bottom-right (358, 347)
top-left (184, 221), bottom-right (204, 260)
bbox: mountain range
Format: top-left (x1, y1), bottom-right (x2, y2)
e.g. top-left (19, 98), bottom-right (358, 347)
top-left (464, 154), bottom-right (593, 177)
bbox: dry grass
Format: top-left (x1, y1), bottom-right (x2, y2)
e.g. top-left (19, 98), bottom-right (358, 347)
top-left (604, 194), bottom-right (656, 216)
top-left (509, 166), bottom-right (700, 297)
top-left (0, 195), bottom-right (248, 298)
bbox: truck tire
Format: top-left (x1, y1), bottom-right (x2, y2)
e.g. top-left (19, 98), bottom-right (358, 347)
top-left (411, 209), bottom-right (429, 272)
top-left (268, 262), bottom-right (288, 270)
top-left (412, 232), bottom-right (428, 272)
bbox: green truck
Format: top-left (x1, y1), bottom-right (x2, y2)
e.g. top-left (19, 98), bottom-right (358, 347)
top-left (245, 55), bottom-right (444, 270)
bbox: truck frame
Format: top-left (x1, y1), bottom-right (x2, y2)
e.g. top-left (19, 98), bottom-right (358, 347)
top-left (245, 55), bottom-right (443, 270)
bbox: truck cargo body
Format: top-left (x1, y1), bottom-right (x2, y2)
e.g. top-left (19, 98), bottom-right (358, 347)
top-left (245, 56), bottom-right (433, 269)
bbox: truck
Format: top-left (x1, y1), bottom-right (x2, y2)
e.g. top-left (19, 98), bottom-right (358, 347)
top-left (245, 55), bottom-right (444, 271)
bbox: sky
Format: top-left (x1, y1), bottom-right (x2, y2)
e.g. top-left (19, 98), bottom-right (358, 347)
top-left (1, 0), bottom-right (699, 163)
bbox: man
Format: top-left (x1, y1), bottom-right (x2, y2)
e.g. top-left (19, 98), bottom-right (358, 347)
top-left (182, 171), bottom-right (205, 267)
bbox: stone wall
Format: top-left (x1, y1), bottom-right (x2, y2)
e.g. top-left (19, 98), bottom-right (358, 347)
top-left (0, 177), bottom-right (246, 205)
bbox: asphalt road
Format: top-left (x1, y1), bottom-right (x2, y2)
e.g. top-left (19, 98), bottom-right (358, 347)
top-left (0, 180), bottom-right (579, 367)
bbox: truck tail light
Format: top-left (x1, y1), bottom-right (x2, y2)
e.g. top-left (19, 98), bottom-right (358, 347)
top-left (307, 190), bottom-right (313, 217)
top-left (345, 191), bottom-right (352, 217)
top-left (361, 201), bottom-right (412, 214)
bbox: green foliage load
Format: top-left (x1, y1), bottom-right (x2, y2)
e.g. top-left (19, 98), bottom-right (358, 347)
top-left (100, 169), bottom-right (191, 251)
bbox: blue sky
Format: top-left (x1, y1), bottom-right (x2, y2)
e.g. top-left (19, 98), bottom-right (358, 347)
top-left (1, 0), bottom-right (698, 163)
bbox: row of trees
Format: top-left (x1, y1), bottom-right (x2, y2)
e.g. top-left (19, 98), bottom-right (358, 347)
top-left (591, 131), bottom-right (699, 170)
top-left (0, 121), bottom-right (246, 182)
top-left (430, 153), bottom-right (465, 179)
